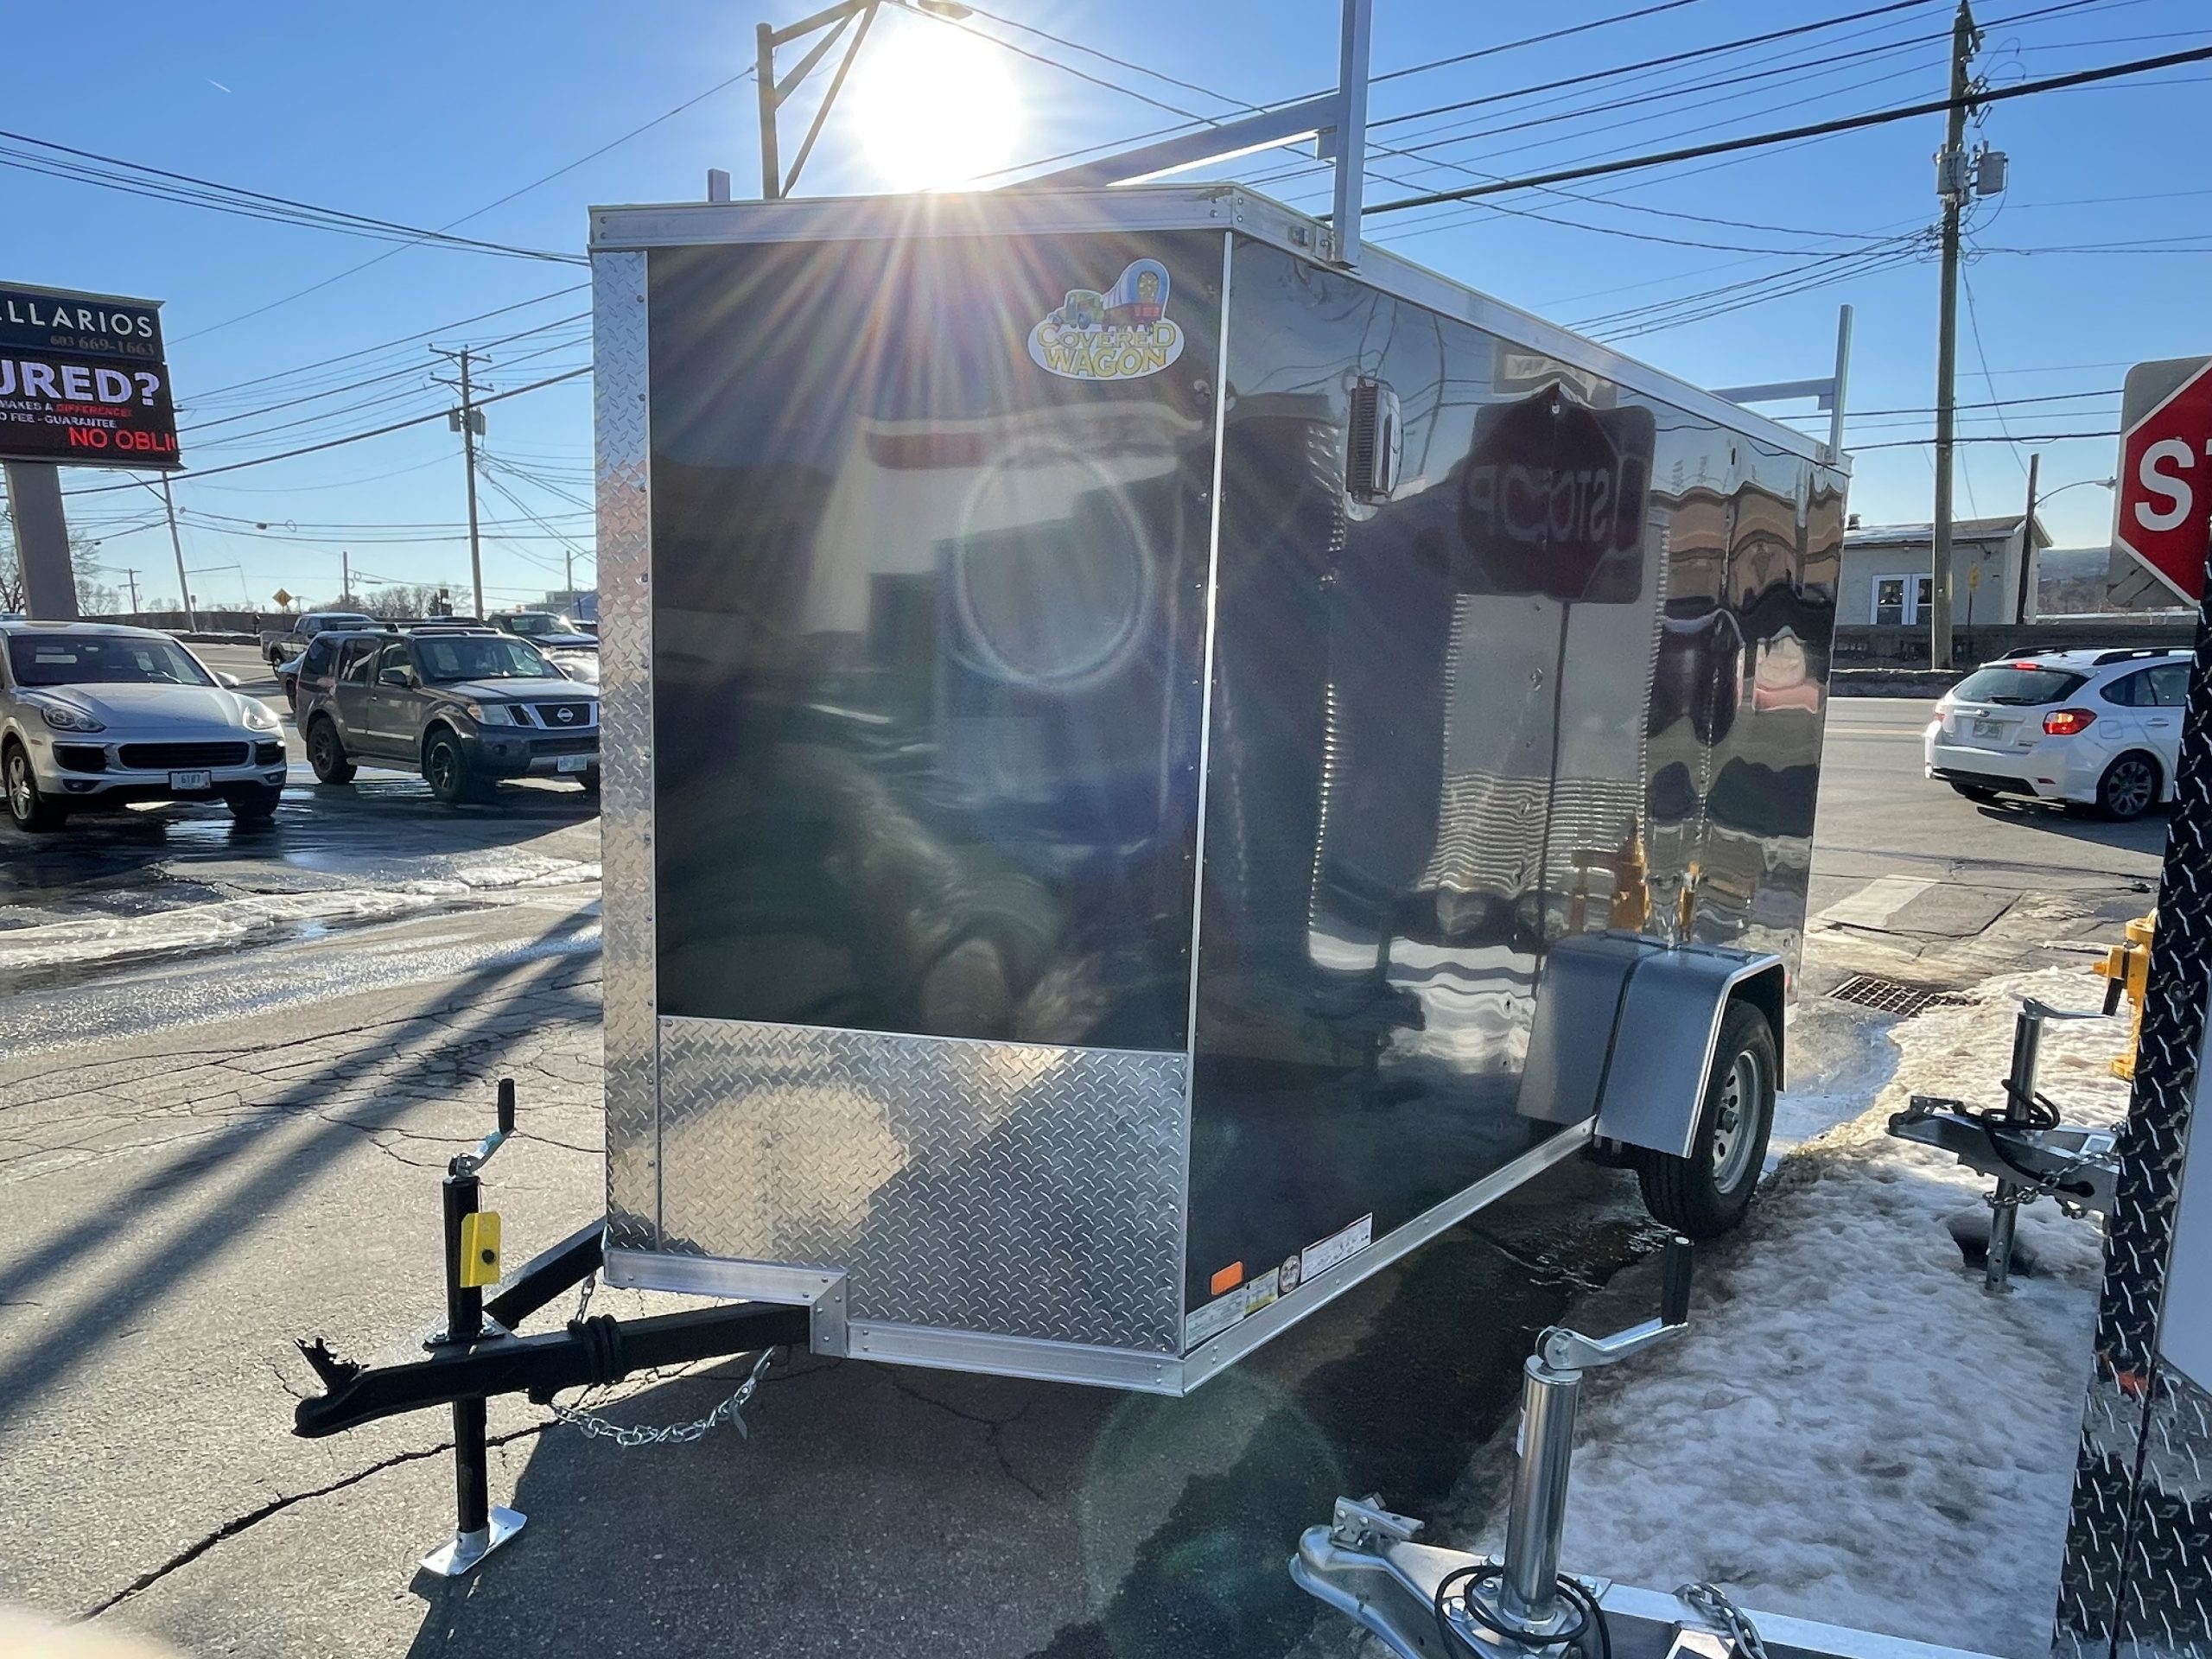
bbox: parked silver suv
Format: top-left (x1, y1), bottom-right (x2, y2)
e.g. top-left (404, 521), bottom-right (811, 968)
top-left (296, 626), bottom-right (598, 805)
top-left (2, 620), bottom-right (288, 830)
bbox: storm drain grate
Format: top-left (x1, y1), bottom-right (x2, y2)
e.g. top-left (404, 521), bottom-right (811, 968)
top-left (1829, 974), bottom-right (1969, 1017)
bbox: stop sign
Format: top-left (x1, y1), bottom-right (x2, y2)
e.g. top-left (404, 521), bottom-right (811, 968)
top-left (2115, 355), bottom-right (2212, 601)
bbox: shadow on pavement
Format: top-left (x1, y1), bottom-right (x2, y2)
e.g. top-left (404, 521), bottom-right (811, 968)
top-left (391, 1167), bottom-right (1661, 1659)
top-left (0, 913), bottom-right (598, 1421)
top-left (1971, 798), bottom-right (2171, 859)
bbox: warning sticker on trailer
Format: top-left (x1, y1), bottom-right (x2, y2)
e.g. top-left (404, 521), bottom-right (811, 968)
top-left (1181, 1214), bottom-right (1376, 1352)
top-left (1300, 1213), bottom-right (1374, 1281)
top-left (1027, 259), bottom-right (1184, 381)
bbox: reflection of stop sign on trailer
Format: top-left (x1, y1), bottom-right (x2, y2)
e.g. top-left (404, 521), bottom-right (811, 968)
top-left (2114, 354), bottom-right (2212, 602)
top-left (1459, 385), bottom-right (1654, 603)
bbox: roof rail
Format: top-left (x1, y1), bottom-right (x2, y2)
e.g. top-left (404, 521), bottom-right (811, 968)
top-left (2090, 647), bottom-right (2186, 666)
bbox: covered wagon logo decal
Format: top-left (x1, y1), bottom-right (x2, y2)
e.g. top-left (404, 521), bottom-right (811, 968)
top-left (1027, 258), bottom-right (1184, 381)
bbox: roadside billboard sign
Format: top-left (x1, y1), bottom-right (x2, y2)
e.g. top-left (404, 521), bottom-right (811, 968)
top-left (0, 281), bottom-right (181, 469)
top-left (2113, 354), bottom-right (2212, 603)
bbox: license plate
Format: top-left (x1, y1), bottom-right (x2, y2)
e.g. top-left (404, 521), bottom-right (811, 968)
top-left (169, 770), bottom-right (213, 791)
top-left (556, 754), bottom-right (590, 774)
top-left (1973, 718), bottom-right (2001, 740)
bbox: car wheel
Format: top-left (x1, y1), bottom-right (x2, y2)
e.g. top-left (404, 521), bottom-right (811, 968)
top-left (1632, 1001), bottom-right (1777, 1239)
top-left (224, 784), bottom-right (283, 823)
top-left (423, 730), bottom-right (484, 805)
top-left (2096, 751), bottom-right (2160, 822)
top-left (1950, 782), bottom-right (2001, 804)
top-left (3, 741), bottom-right (67, 832)
top-left (307, 717), bottom-right (355, 785)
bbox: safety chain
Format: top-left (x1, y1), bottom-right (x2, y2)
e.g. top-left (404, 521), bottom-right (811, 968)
top-left (1676, 1582), bottom-right (1770, 1659)
top-left (1988, 1148), bottom-right (2101, 1218)
top-left (549, 1344), bottom-right (775, 1449)
top-left (571, 1269), bottom-right (597, 1327)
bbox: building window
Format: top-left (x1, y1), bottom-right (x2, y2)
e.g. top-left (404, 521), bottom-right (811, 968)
top-left (1874, 576), bottom-right (1905, 626)
top-left (1914, 575), bottom-right (1933, 624)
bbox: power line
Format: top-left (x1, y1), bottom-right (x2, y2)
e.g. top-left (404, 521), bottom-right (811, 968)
top-left (1855, 429), bottom-right (2120, 448)
top-left (1363, 39), bottom-right (2212, 215)
top-left (174, 67), bottom-right (758, 344)
top-left (66, 367), bottom-right (591, 494)
top-left (178, 284), bottom-right (589, 407)
top-left (0, 129), bottom-right (583, 264)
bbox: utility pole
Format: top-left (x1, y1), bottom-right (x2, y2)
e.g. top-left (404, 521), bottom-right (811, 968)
top-left (1929, 0), bottom-right (1978, 671)
top-left (123, 568), bottom-right (140, 615)
top-left (341, 548), bottom-right (351, 607)
top-left (435, 346), bottom-right (487, 620)
top-left (2016, 450), bottom-right (2040, 625)
top-left (161, 474), bottom-right (196, 631)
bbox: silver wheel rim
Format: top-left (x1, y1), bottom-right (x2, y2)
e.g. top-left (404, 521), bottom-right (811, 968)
top-left (2108, 760), bottom-right (2154, 817)
top-left (6, 753), bottom-right (30, 821)
top-left (1711, 1050), bottom-right (1762, 1192)
top-left (429, 743), bottom-right (457, 796)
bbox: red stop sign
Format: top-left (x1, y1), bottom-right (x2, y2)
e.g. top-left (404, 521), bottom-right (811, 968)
top-left (2117, 357), bottom-right (2212, 601)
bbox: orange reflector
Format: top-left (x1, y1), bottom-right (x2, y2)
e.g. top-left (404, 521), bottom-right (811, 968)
top-left (1210, 1262), bottom-right (1244, 1297)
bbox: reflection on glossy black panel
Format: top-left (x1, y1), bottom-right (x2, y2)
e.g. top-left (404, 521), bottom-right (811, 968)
top-left (645, 234), bottom-right (1224, 1050)
top-left (1181, 242), bottom-right (1844, 1315)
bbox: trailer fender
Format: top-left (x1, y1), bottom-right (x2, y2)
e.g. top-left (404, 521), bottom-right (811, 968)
top-left (1518, 938), bottom-right (1785, 1159)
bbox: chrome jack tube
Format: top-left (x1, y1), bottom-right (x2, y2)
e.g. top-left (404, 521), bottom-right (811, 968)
top-left (1291, 1238), bottom-right (1697, 1659)
top-left (1468, 1236), bottom-right (1694, 1643)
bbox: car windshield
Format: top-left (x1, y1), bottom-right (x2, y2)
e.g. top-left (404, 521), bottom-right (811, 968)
top-left (412, 634), bottom-right (560, 682)
top-left (312, 614), bottom-right (375, 631)
top-left (508, 613), bottom-right (582, 637)
top-left (8, 633), bottom-right (215, 688)
top-left (1950, 665), bottom-right (2087, 707)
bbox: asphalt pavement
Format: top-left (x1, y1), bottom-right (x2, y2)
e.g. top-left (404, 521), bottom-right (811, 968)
top-left (0, 677), bottom-right (2168, 1659)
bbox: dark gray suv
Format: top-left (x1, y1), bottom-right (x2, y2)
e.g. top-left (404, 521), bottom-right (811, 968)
top-left (297, 627), bottom-right (599, 804)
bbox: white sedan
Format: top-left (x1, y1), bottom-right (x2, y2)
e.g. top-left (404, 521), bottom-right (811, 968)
top-left (2, 620), bottom-right (289, 832)
top-left (1924, 647), bottom-right (2186, 821)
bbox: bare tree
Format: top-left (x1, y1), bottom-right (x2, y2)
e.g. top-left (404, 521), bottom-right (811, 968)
top-left (0, 504), bottom-right (114, 613)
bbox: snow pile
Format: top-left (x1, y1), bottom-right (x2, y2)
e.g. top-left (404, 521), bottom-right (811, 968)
top-left (1453, 967), bottom-right (2133, 1659)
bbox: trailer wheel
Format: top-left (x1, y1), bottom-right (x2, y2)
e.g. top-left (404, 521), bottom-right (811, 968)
top-left (1633, 1001), bottom-right (1777, 1239)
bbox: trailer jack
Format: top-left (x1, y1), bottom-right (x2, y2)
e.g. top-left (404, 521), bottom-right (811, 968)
top-left (1291, 1240), bottom-right (2000, 1659)
top-left (290, 1079), bottom-right (810, 1577)
top-left (1885, 997), bottom-right (2119, 1291)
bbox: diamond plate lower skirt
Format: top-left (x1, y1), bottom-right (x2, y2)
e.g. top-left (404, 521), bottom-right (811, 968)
top-left (618, 1017), bottom-right (1190, 1354)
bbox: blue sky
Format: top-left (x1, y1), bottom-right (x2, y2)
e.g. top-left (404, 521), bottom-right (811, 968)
top-left (10, 0), bottom-right (2207, 613)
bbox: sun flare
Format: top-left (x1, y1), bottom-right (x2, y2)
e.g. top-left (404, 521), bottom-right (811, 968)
top-left (853, 22), bottom-right (1022, 192)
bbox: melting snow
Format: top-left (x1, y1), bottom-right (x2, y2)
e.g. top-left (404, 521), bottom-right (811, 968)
top-left (1448, 966), bottom-right (2132, 1659)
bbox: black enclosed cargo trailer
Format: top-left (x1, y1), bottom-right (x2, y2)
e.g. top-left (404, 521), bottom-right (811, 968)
top-left (587, 183), bottom-right (1848, 1394)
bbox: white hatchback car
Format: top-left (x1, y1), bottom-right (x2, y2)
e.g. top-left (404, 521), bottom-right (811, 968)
top-left (1, 620), bottom-right (289, 831)
top-left (1924, 647), bottom-right (2188, 821)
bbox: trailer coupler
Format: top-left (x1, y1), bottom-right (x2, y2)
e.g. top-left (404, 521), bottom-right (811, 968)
top-left (292, 1300), bottom-right (813, 1439)
top-left (289, 1078), bottom-right (809, 1578)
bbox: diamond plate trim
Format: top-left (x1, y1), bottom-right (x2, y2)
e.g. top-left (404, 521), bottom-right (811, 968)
top-left (655, 1017), bottom-right (1188, 1352)
top-left (594, 250), bottom-right (658, 1254)
top-left (2059, 600), bottom-right (2212, 1659)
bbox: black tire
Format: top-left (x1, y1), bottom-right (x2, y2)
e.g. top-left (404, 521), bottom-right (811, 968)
top-left (1950, 782), bottom-right (2001, 804)
top-left (3, 741), bottom-right (67, 832)
top-left (224, 784), bottom-right (283, 823)
top-left (1633, 1001), bottom-right (1777, 1239)
top-left (423, 729), bottom-right (484, 805)
top-left (306, 717), bottom-right (355, 785)
top-left (2096, 751), bottom-right (2160, 822)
